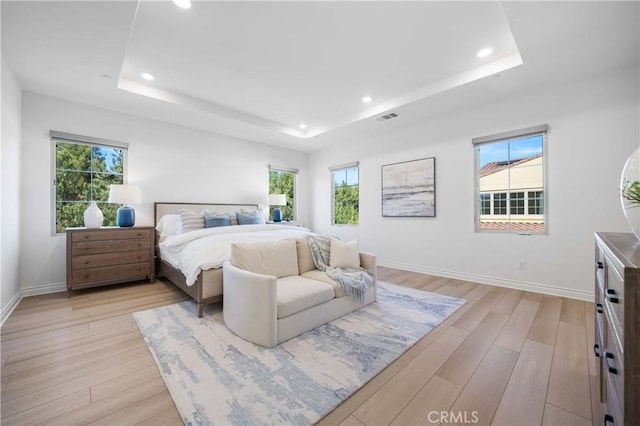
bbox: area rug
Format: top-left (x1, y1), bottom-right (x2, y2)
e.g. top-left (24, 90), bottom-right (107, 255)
top-left (133, 281), bottom-right (465, 426)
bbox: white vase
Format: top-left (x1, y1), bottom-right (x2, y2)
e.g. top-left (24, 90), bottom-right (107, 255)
top-left (620, 148), bottom-right (640, 241)
top-left (84, 201), bottom-right (104, 228)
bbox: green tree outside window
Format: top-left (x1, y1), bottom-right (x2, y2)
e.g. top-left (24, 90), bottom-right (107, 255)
top-left (333, 166), bottom-right (359, 225)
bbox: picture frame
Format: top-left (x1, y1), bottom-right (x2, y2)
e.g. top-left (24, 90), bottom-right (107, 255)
top-left (382, 157), bottom-right (435, 217)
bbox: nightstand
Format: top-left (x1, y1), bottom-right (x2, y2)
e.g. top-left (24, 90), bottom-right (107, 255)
top-left (66, 226), bottom-right (155, 296)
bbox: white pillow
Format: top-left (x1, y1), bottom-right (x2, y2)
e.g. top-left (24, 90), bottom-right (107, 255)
top-left (329, 239), bottom-right (360, 269)
top-left (156, 214), bottom-right (180, 238)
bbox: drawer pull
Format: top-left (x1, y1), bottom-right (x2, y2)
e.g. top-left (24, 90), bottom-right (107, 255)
top-left (596, 261), bottom-right (604, 269)
top-left (608, 296), bottom-right (619, 304)
top-left (596, 303), bottom-right (603, 314)
top-left (604, 351), bottom-right (617, 375)
top-left (604, 414), bottom-right (614, 425)
top-left (606, 289), bottom-right (619, 303)
top-left (594, 344), bottom-right (600, 358)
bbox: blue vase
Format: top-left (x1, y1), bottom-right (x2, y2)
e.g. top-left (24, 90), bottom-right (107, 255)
top-left (272, 208), bottom-right (282, 222)
top-left (116, 206), bottom-right (135, 227)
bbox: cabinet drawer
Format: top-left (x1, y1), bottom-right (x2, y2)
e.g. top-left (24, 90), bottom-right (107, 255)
top-left (72, 238), bottom-right (151, 255)
top-left (605, 369), bottom-right (624, 426)
top-left (604, 320), bottom-right (624, 410)
top-left (72, 250), bottom-right (150, 270)
top-left (71, 229), bottom-right (152, 242)
top-left (604, 257), bottom-right (624, 334)
top-left (72, 262), bottom-right (151, 285)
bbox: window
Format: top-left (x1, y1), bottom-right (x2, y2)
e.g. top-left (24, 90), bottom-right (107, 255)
top-left (52, 131), bottom-right (128, 234)
top-left (528, 191), bottom-right (544, 214)
top-left (268, 165), bottom-right (297, 221)
top-left (480, 193), bottom-right (491, 215)
top-left (330, 162), bottom-right (359, 225)
top-left (474, 125), bottom-right (547, 233)
top-left (493, 192), bottom-right (507, 215)
top-left (510, 191), bottom-right (525, 215)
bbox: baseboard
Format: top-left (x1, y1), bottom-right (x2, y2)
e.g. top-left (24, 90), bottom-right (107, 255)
top-left (1, 282), bottom-right (67, 327)
top-left (1, 290), bottom-right (23, 327)
top-left (21, 282), bottom-right (66, 297)
top-left (378, 260), bottom-right (594, 302)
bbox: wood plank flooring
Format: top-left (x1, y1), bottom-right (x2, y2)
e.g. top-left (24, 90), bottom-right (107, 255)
top-left (1, 268), bottom-right (598, 425)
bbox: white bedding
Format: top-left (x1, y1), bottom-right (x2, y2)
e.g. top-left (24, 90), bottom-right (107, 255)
top-left (158, 224), bottom-right (313, 285)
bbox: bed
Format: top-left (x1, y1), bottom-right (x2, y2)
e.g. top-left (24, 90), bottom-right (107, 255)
top-left (154, 202), bottom-right (312, 317)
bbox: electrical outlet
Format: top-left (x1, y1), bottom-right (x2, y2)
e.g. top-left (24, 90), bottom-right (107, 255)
top-left (519, 260), bottom-right (527, 270)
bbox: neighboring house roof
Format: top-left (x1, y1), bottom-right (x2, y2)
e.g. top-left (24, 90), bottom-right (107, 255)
top-left (480, 222), bottom-right (545, 233)
top-left (479, 154), bottom-right (543, 178)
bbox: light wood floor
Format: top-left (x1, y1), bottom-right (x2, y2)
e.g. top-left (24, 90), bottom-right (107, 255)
top-left (1, 267), bottom-right (599, 425)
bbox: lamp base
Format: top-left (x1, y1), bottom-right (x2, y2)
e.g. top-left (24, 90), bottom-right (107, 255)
top-left (272, 208), bottom-right (282, 222)
top-left (116, 206), bottom-right (136, 227)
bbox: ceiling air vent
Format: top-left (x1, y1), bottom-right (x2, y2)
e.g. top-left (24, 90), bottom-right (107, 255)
top-left (376, 112), bottom-right (399, 122)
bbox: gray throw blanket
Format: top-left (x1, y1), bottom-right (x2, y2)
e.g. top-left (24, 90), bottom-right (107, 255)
top-left (306, 235), bottom-right (374, 302)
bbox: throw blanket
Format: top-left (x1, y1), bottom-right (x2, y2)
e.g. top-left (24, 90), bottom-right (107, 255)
top-left (306, 235), bottom-right (374, 302)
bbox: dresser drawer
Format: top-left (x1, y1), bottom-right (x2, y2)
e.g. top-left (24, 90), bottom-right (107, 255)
top-left (595, 304), bottom-right (606, 403)
top-left (72, 238), bottom-right (151, 255)
top-left (72, 250), bottom-right (151, 270)
top-left (71, 228), bottom-right (152, 242)
top-left (72, 262), bottom-right (151, 285)
top-left (604, 320), bottom-right (624, 412)
top-left (605, 369), bottom-right (624, 426)
top-left (604, 256), bottom-right (624, 334)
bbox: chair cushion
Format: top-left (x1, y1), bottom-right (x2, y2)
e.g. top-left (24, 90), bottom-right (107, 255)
top-left (277, 276), bottom-right (335, 319)
top-left (296, 238), bottom-right (316, 274)
top-left (301, 270), bottom-right (347, 298)
top-left (231, 239), bottom-right (299, 278)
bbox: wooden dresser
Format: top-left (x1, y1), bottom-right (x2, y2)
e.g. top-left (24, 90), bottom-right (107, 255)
top-left (66, 227), bottom-right (155, 296)
top-left (594, 232), bottom-right (640, 425)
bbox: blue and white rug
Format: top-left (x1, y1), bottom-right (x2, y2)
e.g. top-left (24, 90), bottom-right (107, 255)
top-left (133, 281), bottom-right (465, 426)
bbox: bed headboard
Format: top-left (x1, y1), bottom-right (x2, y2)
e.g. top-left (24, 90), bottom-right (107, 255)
top-left (153, 202), bottom-right (259, 226)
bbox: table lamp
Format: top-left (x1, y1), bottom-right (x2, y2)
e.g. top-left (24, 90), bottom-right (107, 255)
top-left (108, 184), bottom-right (141, 227)
top-left (268, 194), bottom-right (286, 222)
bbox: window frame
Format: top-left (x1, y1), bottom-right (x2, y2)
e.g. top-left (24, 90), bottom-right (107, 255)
top-left (473, 125), bottom-right (548, 235)
top-left (50, 131), bottom-right (129, 236)
top-left (329, 161), bottom-right (359, 226)
top-left (268, 165), bottom-right (298, 222)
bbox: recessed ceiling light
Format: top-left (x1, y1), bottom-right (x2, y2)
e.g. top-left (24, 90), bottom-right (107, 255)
top-left (299, 123), bottom-right (308, 129)
top-left (362, 96), bottom-right (372, 103)
top-left (173, 0), bottom-right (191, 9)
top-left (140, 72), bottom-right (155, 81)
top-left (477, 47), bottom-right (493, 58)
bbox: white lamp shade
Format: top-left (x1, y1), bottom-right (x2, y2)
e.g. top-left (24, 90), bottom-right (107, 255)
top-left (108, 184), bottom-right (142, 205)
top-left (268, 194), bottom-right (286, 206)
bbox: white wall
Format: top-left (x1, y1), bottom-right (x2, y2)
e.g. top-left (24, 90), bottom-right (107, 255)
top-left (1, 54), bottom-right (23, 320)
top-left (20, 92), bottom-right (309, 292)
top-left (309, 66), bottom-right (640, 300)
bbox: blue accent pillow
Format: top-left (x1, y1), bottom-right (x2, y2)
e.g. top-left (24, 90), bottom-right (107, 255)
top-left (236, 210), bottom-right (265, 225)
top-left (204, 212), bottom-right (232, 228)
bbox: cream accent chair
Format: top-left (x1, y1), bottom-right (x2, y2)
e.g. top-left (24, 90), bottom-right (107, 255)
top-left (222, 238), bottom-right (376, 348)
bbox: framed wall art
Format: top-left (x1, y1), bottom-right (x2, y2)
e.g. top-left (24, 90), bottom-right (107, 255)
top-left (382, 157), bottom-right (435, 217)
